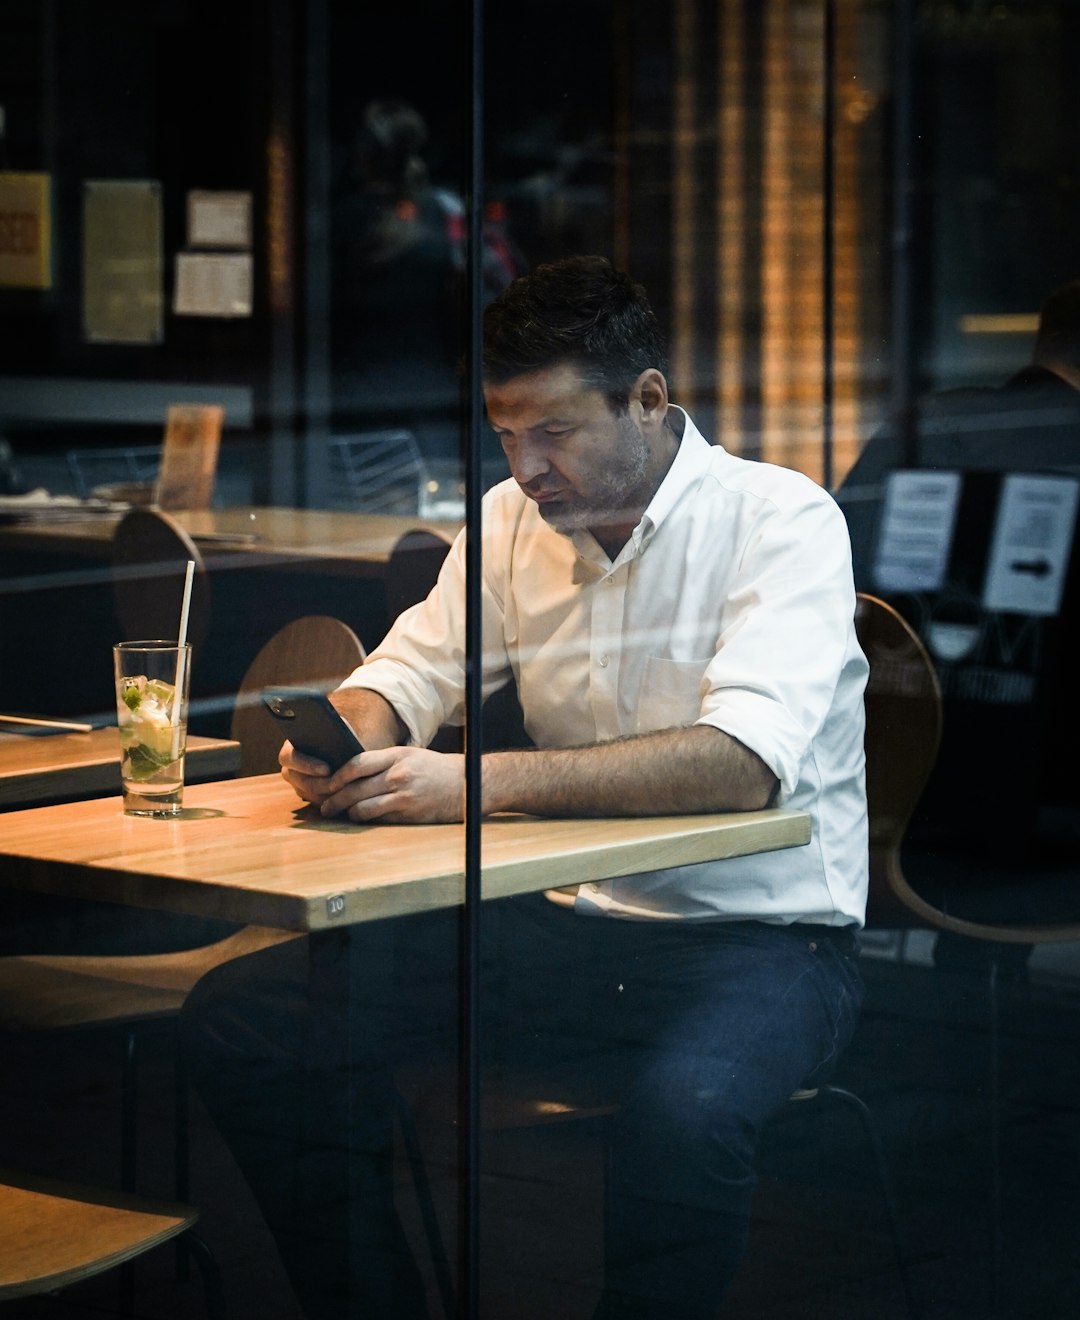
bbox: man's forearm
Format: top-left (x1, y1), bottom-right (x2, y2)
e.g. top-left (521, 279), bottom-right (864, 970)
top-left (329, 687), bottom-right (407, 750)
top-left (480, 724), bottom-right (778, 818)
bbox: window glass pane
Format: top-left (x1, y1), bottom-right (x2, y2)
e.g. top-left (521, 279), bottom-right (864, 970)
top-left (3, 2), bottom-right (1080, 1317)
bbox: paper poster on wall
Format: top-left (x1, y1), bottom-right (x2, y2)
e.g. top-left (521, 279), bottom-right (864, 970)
top-left (0, 172), bottom-right (52, 289)
top-left (872, 469), bottom-right (962, 594)
top-left (82, 180), bottom-right (164, 344)
top-left (982, 474), bottom-right (1079, 616)
top-left (173, 252), bottom-right (253, 317)
top-left (186, 190), bottom-right (252, 249)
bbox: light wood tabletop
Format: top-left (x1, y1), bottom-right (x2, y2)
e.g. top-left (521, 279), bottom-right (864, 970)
top-left (0, 506), bottom-right (462, 576)
top-left (0, 773), bottom-right (811, 931)
top-left (0, 728), bottom-right (240, 810)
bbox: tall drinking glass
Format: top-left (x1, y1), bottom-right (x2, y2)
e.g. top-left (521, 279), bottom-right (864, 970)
top-left (113, 641), bottom-right (191, 816)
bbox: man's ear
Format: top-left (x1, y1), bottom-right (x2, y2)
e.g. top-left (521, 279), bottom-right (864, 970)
top-left (634, 369), bottom-right (669, 426)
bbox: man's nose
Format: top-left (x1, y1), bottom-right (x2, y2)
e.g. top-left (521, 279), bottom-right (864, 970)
top-left (507, 441), bottom-right (549, 486)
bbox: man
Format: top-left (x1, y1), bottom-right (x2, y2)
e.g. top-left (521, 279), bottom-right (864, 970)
top-left (837, 280), bottom-right (1080, 852)
top-left (838, 278), bottom-right (1080, 592)
top-left (183, 255), bottom-right (868, 1319)
top-left (836, 278), bottom-right (1080, 963)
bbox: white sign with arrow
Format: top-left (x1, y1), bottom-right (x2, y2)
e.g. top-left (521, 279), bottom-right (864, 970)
top-left (982, 474), bottom-right (1080, 616)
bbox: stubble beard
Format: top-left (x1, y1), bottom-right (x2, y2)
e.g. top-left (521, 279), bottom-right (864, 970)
top-left (539, 412), bottom-right (652, 536)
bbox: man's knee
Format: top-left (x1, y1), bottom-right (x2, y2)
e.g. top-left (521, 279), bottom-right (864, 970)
top-left (179, 938), bottom-right (308, 1082)
top-left (618, 1054), bottom-right (759, 1190)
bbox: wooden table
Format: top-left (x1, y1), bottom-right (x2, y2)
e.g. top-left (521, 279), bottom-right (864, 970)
top-left (0, 728), bottom-right (240, 810)
top-left (0, 772), bottom-right (811, 1310)
top-left (0, 506), bottom-right (462, 578)
top-left (0, 773), bottom-right (811, 930)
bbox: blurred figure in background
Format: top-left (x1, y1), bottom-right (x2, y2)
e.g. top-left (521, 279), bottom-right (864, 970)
top-left (836, 280), bottom-right (1080, 934)
top-left (330, 98), bottom-right (521, 465)
top-left (838, 279), bottom-right (1080, 587)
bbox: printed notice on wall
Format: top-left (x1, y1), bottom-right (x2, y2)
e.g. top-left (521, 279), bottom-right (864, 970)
top-left (982, 474), bottom-right (1079, 616)
top-left (186, 190), bottom-right (252, 249)
top-left (174, 252), bottom-right (253, 317)
top-left (872, 470), bottom-right (962, 594)
top-left (0, 172), bottom-right (52, 289)
top-left (83, 180), bottom-right (163, 344)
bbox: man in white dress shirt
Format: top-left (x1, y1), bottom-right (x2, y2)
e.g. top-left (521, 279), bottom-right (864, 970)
top-left (183, 256), bottom-right (868, 1320)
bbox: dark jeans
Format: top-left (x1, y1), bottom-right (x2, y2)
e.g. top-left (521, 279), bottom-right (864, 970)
top-left (180, 894), bottom-right (863, 1320)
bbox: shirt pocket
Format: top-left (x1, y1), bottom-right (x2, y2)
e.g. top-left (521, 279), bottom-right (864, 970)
top-left (635, 656), bottom-right (711, 734)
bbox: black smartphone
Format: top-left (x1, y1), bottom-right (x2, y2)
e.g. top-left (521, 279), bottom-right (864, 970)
top-left (260, 687), bottom-right (365, 769)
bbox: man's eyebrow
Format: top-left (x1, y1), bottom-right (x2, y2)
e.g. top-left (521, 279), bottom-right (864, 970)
top-left (486, 413), bottom-right (574, 431)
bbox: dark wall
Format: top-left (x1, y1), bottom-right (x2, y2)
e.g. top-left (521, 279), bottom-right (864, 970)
top-left (0, 0), bottom-right (265, 390)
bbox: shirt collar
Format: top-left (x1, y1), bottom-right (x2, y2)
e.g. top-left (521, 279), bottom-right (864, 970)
top-left (638, 406), bottom-right (712, 540)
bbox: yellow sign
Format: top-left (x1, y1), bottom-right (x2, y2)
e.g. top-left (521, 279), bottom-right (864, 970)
top-left (0, 172), bottom-right (52, 289)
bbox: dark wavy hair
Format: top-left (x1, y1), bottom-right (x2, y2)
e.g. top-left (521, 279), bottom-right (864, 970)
top-left (482, 255), bottom-right (668, 413)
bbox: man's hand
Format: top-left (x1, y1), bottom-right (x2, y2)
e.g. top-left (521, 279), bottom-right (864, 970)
top-left (279, 741), bottom-right (464, 823)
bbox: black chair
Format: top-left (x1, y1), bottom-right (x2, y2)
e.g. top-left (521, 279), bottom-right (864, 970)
top-left (67, 445), bottom-right (161, 501)
top-left (111, 508), bottom-right (211, 654)
top-left (327, 430), bottom-right (428, 515)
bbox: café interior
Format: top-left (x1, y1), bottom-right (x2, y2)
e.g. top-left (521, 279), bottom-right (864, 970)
top-left (2, 1), bottom-right (1080, 1317)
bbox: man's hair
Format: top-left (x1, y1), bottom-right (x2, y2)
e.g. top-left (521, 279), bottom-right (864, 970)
top-left (1034, 279), bottom-right (1080, 369)
top-left (482, 255), bottom-right (668, 411)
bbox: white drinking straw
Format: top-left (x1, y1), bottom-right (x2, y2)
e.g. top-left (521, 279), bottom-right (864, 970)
top-left (171, 560), bottom-right (195, 751)
top-left (177, 559), bottom-right (195, 657)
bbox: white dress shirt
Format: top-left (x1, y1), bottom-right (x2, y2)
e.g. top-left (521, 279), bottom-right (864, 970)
top-left (340, 408), bottom-right (869, 927)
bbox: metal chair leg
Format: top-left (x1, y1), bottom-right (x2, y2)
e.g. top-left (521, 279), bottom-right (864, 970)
top-left (987, 956), bottom-right (1003, 1318)
top-left (820, 1083), bottom-right (920, 1320)
top-left (121, 1026), bottom-right (138, 1192)
top-left (390, 1086), bottom-right (458, 1320)
top-left (175, 1028), bottom-right (192, 1282)
top-left (120, 1027), bottom-right (139, 1313)
top-left (180, 1227), bottom-right (228, 1320)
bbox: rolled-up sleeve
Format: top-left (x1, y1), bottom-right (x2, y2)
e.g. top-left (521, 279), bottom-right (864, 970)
top-left (695, 491), bottom-right (858, 799)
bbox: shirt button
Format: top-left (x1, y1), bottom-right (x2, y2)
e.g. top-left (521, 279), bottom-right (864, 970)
top-left (598, 655), bottom-right (609, 667)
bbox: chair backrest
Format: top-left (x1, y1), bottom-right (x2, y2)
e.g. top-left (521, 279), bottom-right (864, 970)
top-left (853, 592), bottom-right (944, 929)
top-left (230, 615), bottom-right (366, 775)
top-left (66, 446), bottom-right (160, 500)
top-left (856, 592), bottom-right (1080, 944)
top-left (326, 430), bottom-right (428, 514)
top-left (384, 527), bottom-right (454, 626)
top-left (155, 404), bottom-right (224, 511)
top-left (111, 508), bottom-right (210, 652)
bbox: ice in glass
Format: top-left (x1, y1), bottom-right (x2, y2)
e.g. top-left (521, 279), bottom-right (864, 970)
top-left (113, 641), bottom-right (191, 815)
